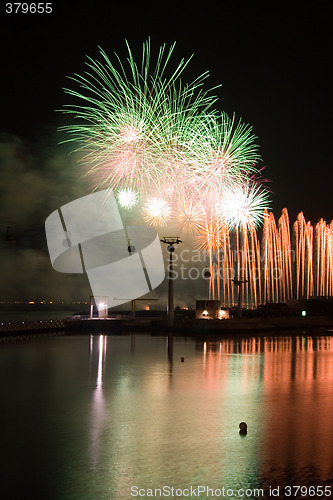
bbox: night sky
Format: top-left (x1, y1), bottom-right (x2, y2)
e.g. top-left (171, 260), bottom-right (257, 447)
top-left (0, 1), bottom-right (332, 303)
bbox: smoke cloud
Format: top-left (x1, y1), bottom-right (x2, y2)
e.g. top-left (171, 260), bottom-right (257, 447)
top-left (0, 132), bottom-right (208, 309)
top-left (0, 132), bottom-right (90, 301)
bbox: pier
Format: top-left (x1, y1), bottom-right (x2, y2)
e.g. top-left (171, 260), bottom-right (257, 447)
top-left (1, 315), bottom-right (333, 339)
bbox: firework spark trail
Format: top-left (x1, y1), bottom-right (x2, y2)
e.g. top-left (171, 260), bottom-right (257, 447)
top-left (143, 197), bottom-right (172, 226)
top-left (192, 210), bottom-right (229, 300)
top-left (60, 40), bottom-right (221, 195)
top-left (174, 201), bottom-right (204, 234)
top-left (219, 180), bottom-right (270, 230)
top-left (117, 188), bottom-right (139, 209)
top-left (188, 113), bottom-right (260, 197)
top-left (278, 208), bottom-right (293, 302)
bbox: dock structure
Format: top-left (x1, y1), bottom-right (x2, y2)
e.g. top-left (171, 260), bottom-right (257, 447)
top-left (0, 316), bottom-right (123, 339)
top-left (0, 318), bottom-right (75, 337)
top-left (0, 315), bottom-right (333, 339)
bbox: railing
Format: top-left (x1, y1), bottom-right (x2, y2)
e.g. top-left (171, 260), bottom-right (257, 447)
top-left (0, 318), bottom-right (82, 336)
top-left (0, 316), bottom-right (123, 339)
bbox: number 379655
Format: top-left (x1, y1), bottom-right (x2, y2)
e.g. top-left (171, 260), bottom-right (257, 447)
top-left (5, 3), bottom-right (52, 14)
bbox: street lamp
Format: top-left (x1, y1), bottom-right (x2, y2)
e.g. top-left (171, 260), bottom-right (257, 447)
top-left (160, 237), bottom-right (182, 326)
top-left (232, 275), bottom-right (248, 318)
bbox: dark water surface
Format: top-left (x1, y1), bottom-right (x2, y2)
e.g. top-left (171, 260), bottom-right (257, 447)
top-left (1, 333), bottom-right (333, 499)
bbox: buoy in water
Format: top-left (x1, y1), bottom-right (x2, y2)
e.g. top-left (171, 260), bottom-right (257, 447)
top-left (239, 422), bottom-right (247, 434)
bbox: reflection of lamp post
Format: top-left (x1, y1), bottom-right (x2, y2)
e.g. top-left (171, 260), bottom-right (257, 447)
top-left (160, 237), bottom-right (182, 326)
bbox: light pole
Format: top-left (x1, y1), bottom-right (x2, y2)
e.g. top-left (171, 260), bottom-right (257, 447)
top-left (232, 276), bottom-right (248, 318)
top-left (160, 237), bottom-right (182, 326)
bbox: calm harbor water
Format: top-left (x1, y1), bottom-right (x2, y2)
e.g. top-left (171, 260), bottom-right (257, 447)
top-left (1, 333), bottom-right (333, 499)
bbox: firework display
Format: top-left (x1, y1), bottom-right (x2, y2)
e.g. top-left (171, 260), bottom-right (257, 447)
top-left (117, 188), bottom-right (138, 209)
top-left (61, 40), bottom-right (268, 229)
top-left (61, 40), bottom-right (279, 303)
top-left (143, 197), bottom-right (172, 226)
top-left (229, 209), bottom-right (333, 307)
top-left (219, 179), bottom-right (270, 230)
top-left (60, 40), bottom-right (219, 195)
